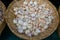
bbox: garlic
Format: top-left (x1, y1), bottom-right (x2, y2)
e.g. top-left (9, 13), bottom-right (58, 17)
top-left (29, 1), bottom-right (35, 7)
top-left (33, 31), bottom-right (38, 36)
top-left (24, 15), bottom-right (28, 18)
top-left (40, 15), bottom-right (45, 18)
top-left (35, 29), bottom-right (41, 33)
top-left (34, 1), bottom-right (37, 6)
top-left (39, 23), bottom-right (45, 27)
top-left (14, 12), bottom-right (18, 15)
top-left (48, 16), bottom-right (54, 19)
top-left (39, 5), bottom-right (43, 10)
top-left (46, 22), bottom-right (50, 25)
top-left (29, 8), bottom-right (35, 12)
top-left (41, 3), bottom-right (46, 8)
top-left (17, 25), bottom-right (24, 33)
top-left (28, 20), bottom-right (31, 23)
top-left (48, 19), bottom-right (52, 23)
top-left (22, 26), bottom-right (27, 30)
top-left (25, 30), bottom-right (30, 34)
top-left (32, 4), bottom-right (35, 7)
top-left (17, 26), bottom-right (22, 29)
top-left (16, 14), bottom-right (21, 18)
top-left (27, 24), bottom-right (32, 29)
top-left (36, 13), bottom-right (40, 18)
top-left (16, 24), bottom-right (21, 27)
top-left (20, 16), bottom-right (24, 19)
top-left (18, 29), bottom-right (24, 33)
top-left (29, 1), bottom-right (33, 5)
top-left (13, 7), bottom-right (18, 11)
top-left (31, 17), bottom-right (36, 21)
top-left (18, 20), bottom-right (23, 25)
top-left (23, 1), bottom-right (28, 5)
top-left (13, 19), bottom-right (17, 24)
top-left (31, 13), bottom-right (36, 17)
top-left (23, 22), bottom-right (28, 26)
top-left (27, 33), bottom-right (32, 37)
top-left (43, 11), bottom-right (49, 14)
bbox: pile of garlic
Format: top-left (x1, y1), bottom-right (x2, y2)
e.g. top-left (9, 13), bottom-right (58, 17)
top-left (13, 0), bottom-right (54, 37)
top-left (0, 7), bottom-right (4, 22)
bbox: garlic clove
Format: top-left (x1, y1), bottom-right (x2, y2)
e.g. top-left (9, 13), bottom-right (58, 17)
top-left (35, 28), bottom-right (41, 33)
top-left (17, 26), bottom-right (22, 29)
top-left (29, 1), bottom-right (33, 5)
top-left (23, 1), bottom-right (28, 5)
top-left (23, 22), bottom-right (28, 26)
top-left (48, 16), bottom-right (54, 19)
top-left (13, 7), bottom-right (18, 11)
top-left (43, 11), bottom-right (49, 14)
top-left (46, 22), bottom-right (50, 25)
top-left (44, 25), bottom-right (48, 29)
top-left (33, 32), bottom-right (38, 36)
top-left (18, 29), bottom-right (24, 33)
top-left (34, 1), bottom-right (37, 6)
top-left (22, 26), bottom-right (27, 30)
top-left (27, 25), bottom-right (32, 29)
top-left (31, 13), bottom-right (36, 17)
top-left (27, 33), bottom-right (32, 37)
top-left (25, 30), bottom-right (30, 34)
top-left (18, 20), bottom-right (23, 25)
top-left (13, 19), bottom-right (18, 24)
top-left (14, 12), bottom-right (18, 15)
top-left (31, 17), bottom-right (36, 21)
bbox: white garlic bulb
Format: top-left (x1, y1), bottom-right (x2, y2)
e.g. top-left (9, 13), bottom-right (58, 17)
top-left (29, 1), bottom-right (33, 5)
top-left (23, 1), bottom-right (28, 5)
top-left (34, 1), bottom-right (37, 6)
top-left (13, 19), bottom-right (18, 24)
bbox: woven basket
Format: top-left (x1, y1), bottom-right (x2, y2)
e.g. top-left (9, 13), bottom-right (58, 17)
top-left (5, 0), bottom-right (59, 40)
top-left (0, 1), bottom-right (6, 35)
top-left (58, 6), bottom-right (60, 37)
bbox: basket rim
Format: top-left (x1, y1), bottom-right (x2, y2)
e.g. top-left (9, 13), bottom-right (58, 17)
top-left (0, 1), bottom-right (6, 34)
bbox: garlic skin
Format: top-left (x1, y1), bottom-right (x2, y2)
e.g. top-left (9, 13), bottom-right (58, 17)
top-left (13, 0), bottom-right (54, 37)
top-left (18, 20), bottom-right (23, 25)
top-left (44, 25), bottom-right (48, 29)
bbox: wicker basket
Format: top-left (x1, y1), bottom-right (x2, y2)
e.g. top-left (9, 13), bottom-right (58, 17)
top-left (58, 6), bottom-right (60, 37)
top-left (0, 1), bottom-right (6, 35)
top-left (5, 0), bottom-right (59, 40)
